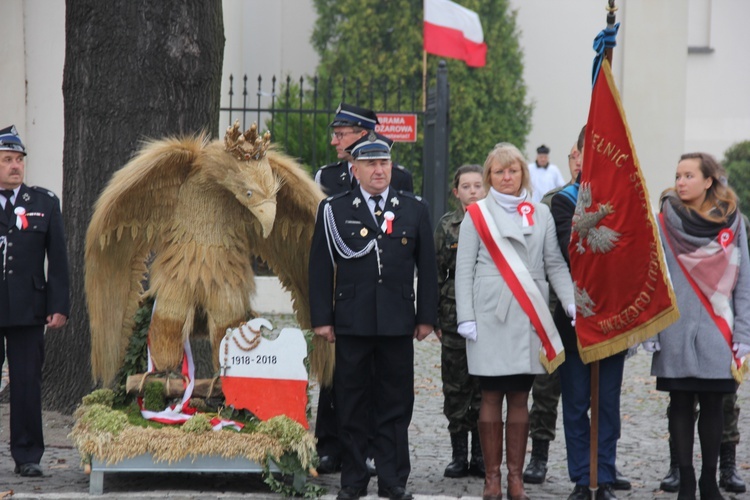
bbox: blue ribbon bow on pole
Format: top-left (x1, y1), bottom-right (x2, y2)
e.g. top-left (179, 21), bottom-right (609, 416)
top-left (592, 22), bottom-right (620, 86)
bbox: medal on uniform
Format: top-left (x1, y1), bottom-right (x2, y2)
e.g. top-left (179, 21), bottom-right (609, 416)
top-left (517, 202), bottom-right (535, 227)
top-left (360, 227), bottom-right (368, 237)
top-left (383, 211), bottom-right (395, 234)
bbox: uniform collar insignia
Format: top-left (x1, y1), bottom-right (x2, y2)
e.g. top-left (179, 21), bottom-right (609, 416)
top-left (22, 192), bottom-right (30, 202)
top-left (390, 196), bottom-right (399, 207)
top-left (352, 197), bottom-right (362, 208)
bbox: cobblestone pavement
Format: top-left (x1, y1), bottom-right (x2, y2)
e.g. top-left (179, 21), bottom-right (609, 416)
top-left (1, 314), bottom-right (748, 499)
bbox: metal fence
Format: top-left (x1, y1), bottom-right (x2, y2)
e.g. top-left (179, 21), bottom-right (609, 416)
top-left (219, 64), bottom-right (450, 227)
top-left (220, 74), bottom-right (426, 185)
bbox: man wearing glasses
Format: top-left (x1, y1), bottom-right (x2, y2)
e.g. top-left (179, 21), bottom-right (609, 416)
top-left (315, 103), bottom-right (413, 196)
top-left (312, 103), bottom-right (413, 476)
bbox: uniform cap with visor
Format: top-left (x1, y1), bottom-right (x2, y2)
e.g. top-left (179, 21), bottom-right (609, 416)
top-left (0, 125), bottom-right (26, 156)
top-left (330, 103), bottom-right (379, 131)
top-left (346, 131), bottom-right (393, 160)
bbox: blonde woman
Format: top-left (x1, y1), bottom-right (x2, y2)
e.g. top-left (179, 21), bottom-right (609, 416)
top-left (455, 143), bottom-right (574, 500)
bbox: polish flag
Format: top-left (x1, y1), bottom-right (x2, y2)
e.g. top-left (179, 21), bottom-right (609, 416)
top-left (424, 0), bottom-right (487, 68)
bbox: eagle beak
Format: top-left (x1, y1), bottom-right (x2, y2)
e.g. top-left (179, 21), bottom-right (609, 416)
top-left (251, 200), bottom-right (276, 238)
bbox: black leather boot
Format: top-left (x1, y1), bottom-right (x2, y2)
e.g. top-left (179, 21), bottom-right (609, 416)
top-left (719, 442), bottom-right (746, 493)
top-left (444, 431), bottom-right (469, 478)
top-left (469, 429), bottom-right (486, 477)
top-left (677, 466), bottom-right (696, 500)
top-left (699, 467), bottom-right (725, 500)
top-left (660, 439), bottom-right (680, 493)
top-left (522, 439), bottom-right (549, 484)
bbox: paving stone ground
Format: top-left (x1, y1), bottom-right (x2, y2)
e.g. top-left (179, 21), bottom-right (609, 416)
top-left (1, 313), bottom-right (748, 499)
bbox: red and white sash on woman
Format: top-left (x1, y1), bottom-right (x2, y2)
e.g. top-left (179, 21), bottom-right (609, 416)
top-left (467, 199), bottom-right (565, 373)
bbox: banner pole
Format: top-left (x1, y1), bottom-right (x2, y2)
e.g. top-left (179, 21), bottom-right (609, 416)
top-left (589, 3), bottom-right (616, 499)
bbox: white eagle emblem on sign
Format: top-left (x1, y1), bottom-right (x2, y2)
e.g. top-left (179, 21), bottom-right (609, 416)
top-left (572, 182), bottom-right (621, 254)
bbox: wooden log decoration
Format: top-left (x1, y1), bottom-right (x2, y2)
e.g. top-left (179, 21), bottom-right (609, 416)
top-left (125, 374), bottom-right (223, 398)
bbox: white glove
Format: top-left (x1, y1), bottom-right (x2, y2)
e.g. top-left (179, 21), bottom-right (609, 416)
top-left (457, 321), bottom-right (478, 342)
top-left (732, 342), bottom-right (750, 359)
top-left (642, 340), bottom-right (661, 353)
top-left (566, 303), bottom-right (577, 327)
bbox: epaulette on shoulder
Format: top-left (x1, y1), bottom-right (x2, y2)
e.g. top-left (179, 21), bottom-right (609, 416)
top-left (397, 190), bottom-right (425, 203)
top-left (393, 163), bottom-right (406, 171)
top-left (319, 161), bottom-right (343, 171)
top-left (325, 191), bottom-right (349, 203)
top-left (31, 186), bottom-right (58, 198)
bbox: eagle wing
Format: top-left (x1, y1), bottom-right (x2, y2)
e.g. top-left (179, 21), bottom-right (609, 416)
top-left (238, 149), bottom-right (333, 384)
top-left (86, 135), bottom-right (207, 385)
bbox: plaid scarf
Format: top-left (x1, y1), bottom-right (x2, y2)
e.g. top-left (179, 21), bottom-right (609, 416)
top-left (660, 192), bottom-right (741, 330)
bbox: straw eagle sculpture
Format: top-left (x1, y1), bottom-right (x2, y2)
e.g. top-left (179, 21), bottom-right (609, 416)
top-left (85, 122), bottom-right (332, 387)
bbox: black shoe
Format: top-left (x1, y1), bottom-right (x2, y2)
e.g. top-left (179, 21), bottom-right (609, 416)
top-left (660, 465), bottom-right (680, 492)
top-left (720, 442), bottom-right (747, 493)
top-left (720, 466), bottom-right (746, 493)
top-left (318, 455), bottom-right (342, 474)
top-left (568, 484), bottom-right (589, 500)
top-left (523, 439), bottom-right (549, 484)
top-left (468, 455), bottom-right (485, 478)
top-left (596, 483), bottom-right (617, 500)
top-left (366, 457), bottom-right (377, 476)
top-left (443, 455), bottom-right (469, 478)
top-left (377, 485), bottom-right (414, 500)
top-left (337, 486), bottom-right (367, 500)
top-left (613, 467), bottom-right (631, 490)
top-left (15, 463), bottom-right (43, 477)
top-left (699, 471), bottom-right (725, 500)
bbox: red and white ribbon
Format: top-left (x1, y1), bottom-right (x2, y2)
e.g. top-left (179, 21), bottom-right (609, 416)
top-left (210, 417), bottom-right (244, 432)
top-left (383, 211), bottom-right (395, 234)
top-left (14, 207), bottom-right (28, 230)
top-left (517, 202), bottom-right (534, 227)
top-left (719, 228), bottom-right (734, 250)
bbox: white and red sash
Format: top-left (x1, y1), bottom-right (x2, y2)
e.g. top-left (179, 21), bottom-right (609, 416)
top-left (659, 213), bottom-right (747, 383)
top-left (467, 199), bottom-right (565, 372)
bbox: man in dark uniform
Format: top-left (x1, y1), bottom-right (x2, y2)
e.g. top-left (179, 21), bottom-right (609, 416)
top-left (309, 132), bottom-right (438, 500)
top-left (313, 103), bottom-right (413, 475)
top-left (315, 102), bottom-right (413, 195)
top-left (0, 125), bottom-right (70, 477)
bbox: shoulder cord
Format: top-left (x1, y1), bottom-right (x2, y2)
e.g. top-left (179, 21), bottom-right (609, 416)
top-left (323, 203), bottom-right (381, 276)
top-left (0, 236), bottom-right (6, 279)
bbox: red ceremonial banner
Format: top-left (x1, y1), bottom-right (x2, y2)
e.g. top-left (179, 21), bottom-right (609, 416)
top-left (569, 59), bottom-right (679, 363)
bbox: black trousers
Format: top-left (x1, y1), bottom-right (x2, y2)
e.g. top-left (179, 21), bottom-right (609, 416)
top-left (335, 335), bottom-right (414, 490)
top-left (1, 325), bottom-right (45, 466)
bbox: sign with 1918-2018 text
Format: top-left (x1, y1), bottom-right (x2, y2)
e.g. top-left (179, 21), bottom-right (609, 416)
top-left (220, 318), bottom-right (309, 428)
top-left (376, 113), bottom-right (418, 142)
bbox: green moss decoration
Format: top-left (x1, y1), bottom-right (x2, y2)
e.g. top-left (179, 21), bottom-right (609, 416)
top-left (75, 404), bottom-right (129, 435)
top-left (82, 388), bottom-right (115, 408)
top-left (182, 414), bottom-right (213, 434)
top-left (143, 381), bottom-right (166, 411)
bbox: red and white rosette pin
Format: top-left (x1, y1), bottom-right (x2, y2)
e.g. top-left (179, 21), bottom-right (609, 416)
top-left (14, 207), bottom-right (28, 230)
top-left (517, 202), bottom-right (535, 227)
top-left (719, 228), bottom-right (734, 250)
top-left (383, 211), bottom-right (395, 234)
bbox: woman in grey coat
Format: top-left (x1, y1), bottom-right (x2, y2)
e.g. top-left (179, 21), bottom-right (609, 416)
top-left (646, 152), bottom-right (750, 500)
top-left (455, 143), bottom-right (575, 500)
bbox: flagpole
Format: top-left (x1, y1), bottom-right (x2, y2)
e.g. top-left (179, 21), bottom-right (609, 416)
top-left (422, 50), bottom-right (427, 112)
top-left (589, 3), bottom-right (617, 499)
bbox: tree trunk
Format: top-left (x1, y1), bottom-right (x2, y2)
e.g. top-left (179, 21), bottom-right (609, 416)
top-left (43, 0), bottom-right (225, 414)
